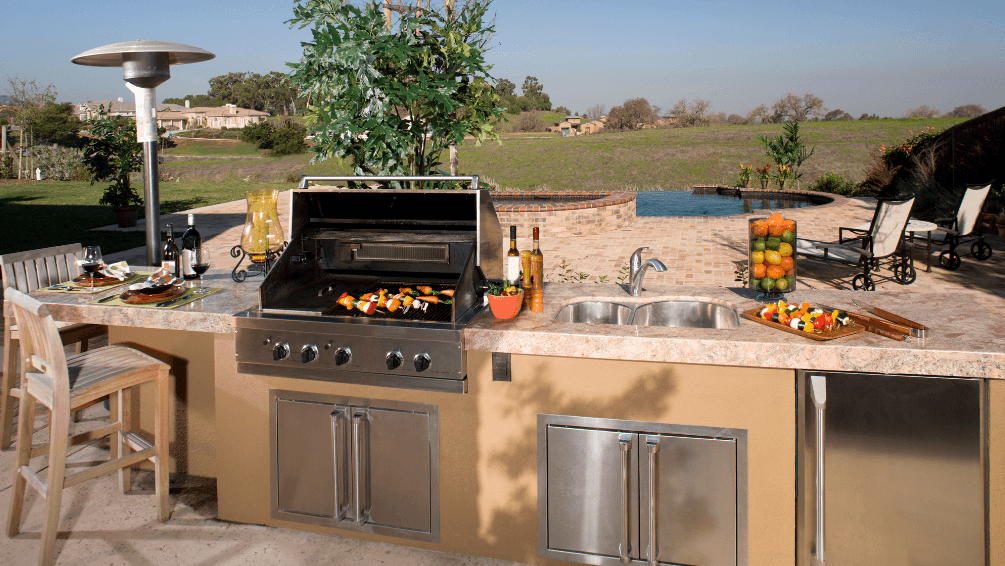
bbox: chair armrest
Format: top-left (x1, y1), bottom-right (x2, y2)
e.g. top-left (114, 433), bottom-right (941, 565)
top-left (814, 242), bottom-right (873, 259)
top-left (838, 227), bottom-right (868, 244)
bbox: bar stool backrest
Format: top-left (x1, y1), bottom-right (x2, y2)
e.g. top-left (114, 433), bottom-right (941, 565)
top-left (868, 198), bottom-right (915, 259)
top-left (6, 289), bottom-right (70, 407)
top-left (955, 184), bottom-right (991, 237)
top-left (1, 243), bottom-right (84, 294)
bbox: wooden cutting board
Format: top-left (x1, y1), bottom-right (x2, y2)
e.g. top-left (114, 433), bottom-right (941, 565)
top-left (742, 308), bottom-right (864, 341)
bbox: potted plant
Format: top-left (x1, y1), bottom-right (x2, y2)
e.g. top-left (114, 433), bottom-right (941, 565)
top-left (738, 164), bottom-right (753, 188)
top-left (756, 164), bottom-right (772, 189)
top-left (486, 281), bottom-right (523, 319)
top-left (81, 108), bottom-right (143, 227)
top-left (776, 164), bottom-right (793, 190)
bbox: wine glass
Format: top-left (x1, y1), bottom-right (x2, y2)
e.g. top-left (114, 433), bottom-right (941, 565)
top-left (191, 248), bottom-right (212, 288)
top-left (80, 246), bottom-right (103, 289)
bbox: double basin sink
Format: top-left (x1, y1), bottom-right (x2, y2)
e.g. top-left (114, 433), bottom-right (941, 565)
top-left (555, 300), bottom-right (740, 329)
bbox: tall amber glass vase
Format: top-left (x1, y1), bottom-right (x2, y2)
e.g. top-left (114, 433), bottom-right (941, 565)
top-left (240, 190), bottom-right (285, 263)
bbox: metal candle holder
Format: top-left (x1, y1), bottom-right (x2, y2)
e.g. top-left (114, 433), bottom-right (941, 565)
top-left (230, 243), bottom-right (287, 282)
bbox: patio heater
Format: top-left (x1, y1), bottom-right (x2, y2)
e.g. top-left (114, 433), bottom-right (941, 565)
top-left (71, 40), bottom-right (215, 265)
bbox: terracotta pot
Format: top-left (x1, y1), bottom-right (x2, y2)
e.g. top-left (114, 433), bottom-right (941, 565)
top-left (760, 178), bottom-right (770, 189)
top-left (113, 206), bottom-right (141, 228)
top-left (742, 179), bottom-right (752, 189)
top-left (778, 179), bottom-right (791, 191)
top-left (488, 291), bottom-right (524, 319)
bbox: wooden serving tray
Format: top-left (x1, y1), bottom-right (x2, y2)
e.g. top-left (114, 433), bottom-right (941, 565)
top-left (741, 308), bottom-right (864, 341)
top-left (119, 285), bottom-right (186, 305)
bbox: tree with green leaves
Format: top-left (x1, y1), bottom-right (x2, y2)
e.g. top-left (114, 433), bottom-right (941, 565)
top-left (288, 0), bottom-right (503, 182)
top-left (758, 121), bottom-right (815, 180)
top-left (81, 109), bottom-right (143, 207)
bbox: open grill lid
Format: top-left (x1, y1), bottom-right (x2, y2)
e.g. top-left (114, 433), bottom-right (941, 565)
top-left (256, 177), bottom-right (502, 325)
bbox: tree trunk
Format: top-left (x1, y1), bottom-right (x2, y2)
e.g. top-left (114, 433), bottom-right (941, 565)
top-left (449, 143), bottom-right (458, 175)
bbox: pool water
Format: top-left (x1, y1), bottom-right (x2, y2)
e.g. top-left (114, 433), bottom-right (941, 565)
top-left (636, 191), bottom-right (829, 217)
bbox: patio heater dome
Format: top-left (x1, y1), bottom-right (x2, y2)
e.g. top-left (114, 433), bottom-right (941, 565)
top-left (71, 40), bottom-right (215, 265)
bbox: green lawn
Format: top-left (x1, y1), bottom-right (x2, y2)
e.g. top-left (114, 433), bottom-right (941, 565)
top-left (0, 179), bottom-right (287, 255)
top-left (457, 117), bottom-right (967, 191)
top-left (162, 138), bottom-right (264, 157)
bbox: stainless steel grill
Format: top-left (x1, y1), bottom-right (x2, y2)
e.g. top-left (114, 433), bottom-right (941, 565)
top-left (234, 176), bottom-right (501, 394)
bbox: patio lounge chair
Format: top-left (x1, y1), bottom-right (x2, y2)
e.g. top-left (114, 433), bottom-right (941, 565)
top-left (921, 183), bottom-right (993, 271)
top-left (796, 197), bottom-right (915, 291)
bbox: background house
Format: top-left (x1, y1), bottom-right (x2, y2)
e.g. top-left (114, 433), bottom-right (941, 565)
top-left (75, 99), bottom-right (269, 131)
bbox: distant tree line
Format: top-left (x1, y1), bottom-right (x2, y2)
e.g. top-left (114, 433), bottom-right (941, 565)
top-left (163, 71), bottom-right (302, 116)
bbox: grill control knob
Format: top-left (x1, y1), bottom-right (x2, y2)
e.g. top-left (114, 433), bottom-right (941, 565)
top-left (334, 347), bottom-right (352, 366)
top-left (386, 351), bottom-right (403, 371)
top-left (414, 353), bottom-right (431, 373)
top-left (273, 342), bottom-right (290, 361)
top-left (301, 345), bottom-right (318, 364)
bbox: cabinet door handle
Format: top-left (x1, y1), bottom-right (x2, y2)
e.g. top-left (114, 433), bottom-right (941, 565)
top-left (809, 374), bottom-right (827, 565)
top-left (646, 437), bottom-right (660, 566)
top-left (330, 407), bottom-right (350, 521)
top-left (352, 410), bottom-right (370, 525)
top-left (618, 434), bottom-right (632, 564)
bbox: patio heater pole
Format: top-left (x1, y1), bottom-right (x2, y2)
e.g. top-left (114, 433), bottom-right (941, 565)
top-left (71, 41), bottom-right (214, 266)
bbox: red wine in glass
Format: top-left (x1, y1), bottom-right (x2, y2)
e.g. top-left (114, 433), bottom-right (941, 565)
top-left (80, 246), bottom-right (102, 288)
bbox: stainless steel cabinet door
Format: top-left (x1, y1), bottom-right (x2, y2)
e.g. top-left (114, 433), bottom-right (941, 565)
top-left (545, 425), bottom-right (640, 561)
top-left (363, 407), bottom-right (433, 534)
top-left (639, 434), bottom-right (737, 566)
top-left (276, 399), bottom-right (337, 518)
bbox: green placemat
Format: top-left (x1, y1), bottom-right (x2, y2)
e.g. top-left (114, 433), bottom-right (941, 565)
top-left (88, 287), bottom-right (223, 309)
top-left (38, 272), bottom-right (150, 294)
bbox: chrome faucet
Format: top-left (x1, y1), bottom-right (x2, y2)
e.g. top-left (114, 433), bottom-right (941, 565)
top-left (628, 247), bottom-right (667, 296)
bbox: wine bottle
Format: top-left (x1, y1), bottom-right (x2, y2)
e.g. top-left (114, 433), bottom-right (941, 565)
top-left (530, 227), bottom-right (544, 312)
top-left (506, 226), bottom-right (521, 286)
top-left (520, 249), bottom-right (532, 308)
top-left (163, 224), bottom-right (180, 279)
top-left (180, 214), bottom-right (202, 280)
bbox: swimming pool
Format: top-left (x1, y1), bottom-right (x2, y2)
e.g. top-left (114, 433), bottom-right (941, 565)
top-left (636, 190), bottom-right (831, 217)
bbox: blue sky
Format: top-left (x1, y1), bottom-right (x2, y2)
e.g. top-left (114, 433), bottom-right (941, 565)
top-left (2, 0), bottom-right (1002, 118)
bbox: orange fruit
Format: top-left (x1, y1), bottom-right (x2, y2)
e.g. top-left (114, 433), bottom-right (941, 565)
top-left (764, 250), bottom-right (782, 265)
top-left (766, 265), bottom-right (785, 279)
top-left (769, 223), bottom-right (786, 237)
top-left (751, 221), bottom-right (768, 237)
top-left (767, 212), bottom-right (785, 225)
top-left (780, 256), bottom-right (794, 271)
top-left (781, 219), bottom-right (796, 232)
top-left (752, 263), bottom-right (767, 279)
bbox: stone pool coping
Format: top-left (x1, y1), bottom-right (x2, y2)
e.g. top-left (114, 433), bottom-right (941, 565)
top-left (489, 190), bottom-right (636, 212)
top-left (690, 184), bottom-right (846, 212)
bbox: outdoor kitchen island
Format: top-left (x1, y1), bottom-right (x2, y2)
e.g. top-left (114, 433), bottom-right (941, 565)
top-left (10, 279), bottom-right (1004, 566)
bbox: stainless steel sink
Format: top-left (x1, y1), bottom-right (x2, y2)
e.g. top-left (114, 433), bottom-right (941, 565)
top-left (554, 301), bottom-right (633, 325)
top-left (632, 300), bottom-right (740, 329)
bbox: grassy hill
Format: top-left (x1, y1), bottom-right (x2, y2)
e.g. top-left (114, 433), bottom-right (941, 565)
top-left (460, 117), bottom-right (968, 191)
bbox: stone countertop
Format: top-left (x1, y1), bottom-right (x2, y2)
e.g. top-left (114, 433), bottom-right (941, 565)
top-left (5, 269), bottom-right (259, 335)
top-left (464, 283), bottom-right (1005, 379)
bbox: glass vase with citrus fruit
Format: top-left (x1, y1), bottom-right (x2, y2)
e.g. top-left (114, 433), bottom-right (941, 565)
top-left (749, 212), bottom-right (797, 301)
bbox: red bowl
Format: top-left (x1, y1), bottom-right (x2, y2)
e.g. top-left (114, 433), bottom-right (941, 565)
top-left (488, 291), bottom-right (523, 319)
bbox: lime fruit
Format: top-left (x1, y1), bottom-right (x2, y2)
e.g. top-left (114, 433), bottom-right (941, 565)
top-left (775, 277), bottom-right (789, 291)
top-left (766, 237), bottom-right (781, 251)
top-left (762, 277), bottom-right (776, 291)
top-left (752, 238), bottom-right (766, 251)
top-left (781, 230), bottom-right (795, 244)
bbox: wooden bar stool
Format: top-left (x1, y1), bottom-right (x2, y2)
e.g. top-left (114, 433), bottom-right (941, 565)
top-left (5, 289), bottom-right (171, 566)
top-left (2, 243), bottom-right (108, 449)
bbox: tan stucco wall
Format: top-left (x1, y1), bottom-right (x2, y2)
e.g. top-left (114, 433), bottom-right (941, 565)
top-left (213, 344), bottom-right (795, 565)
top-left (991, 379), bottom-right (1004, 566)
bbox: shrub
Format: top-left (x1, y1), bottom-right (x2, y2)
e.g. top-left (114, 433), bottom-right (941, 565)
top-left (517, 112), bottom-right (546, 132)
top-left (270, 121), bottom-right (308, 156)
top-left (240, 121), bottom-right (277, 149)
top-left (0, 154), bottom-right (14, 179)
top-left (26, 145), bottom-right (88, 181)
top-left (809, 173), bottom-right (859, 196)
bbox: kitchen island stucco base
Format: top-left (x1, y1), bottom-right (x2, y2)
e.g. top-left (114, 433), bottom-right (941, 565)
top-left (213, 344), bottom-right (795, 566)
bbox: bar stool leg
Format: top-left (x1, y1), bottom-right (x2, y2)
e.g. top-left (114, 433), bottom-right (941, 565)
top-left (39, 402), bottom-right (70, 566)
top-left (6, 393), bottom-right (35, 536)
top-left (154, 368), bottom-right (171, 522)
top-left (118, 387), bottom-right (132, 493)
